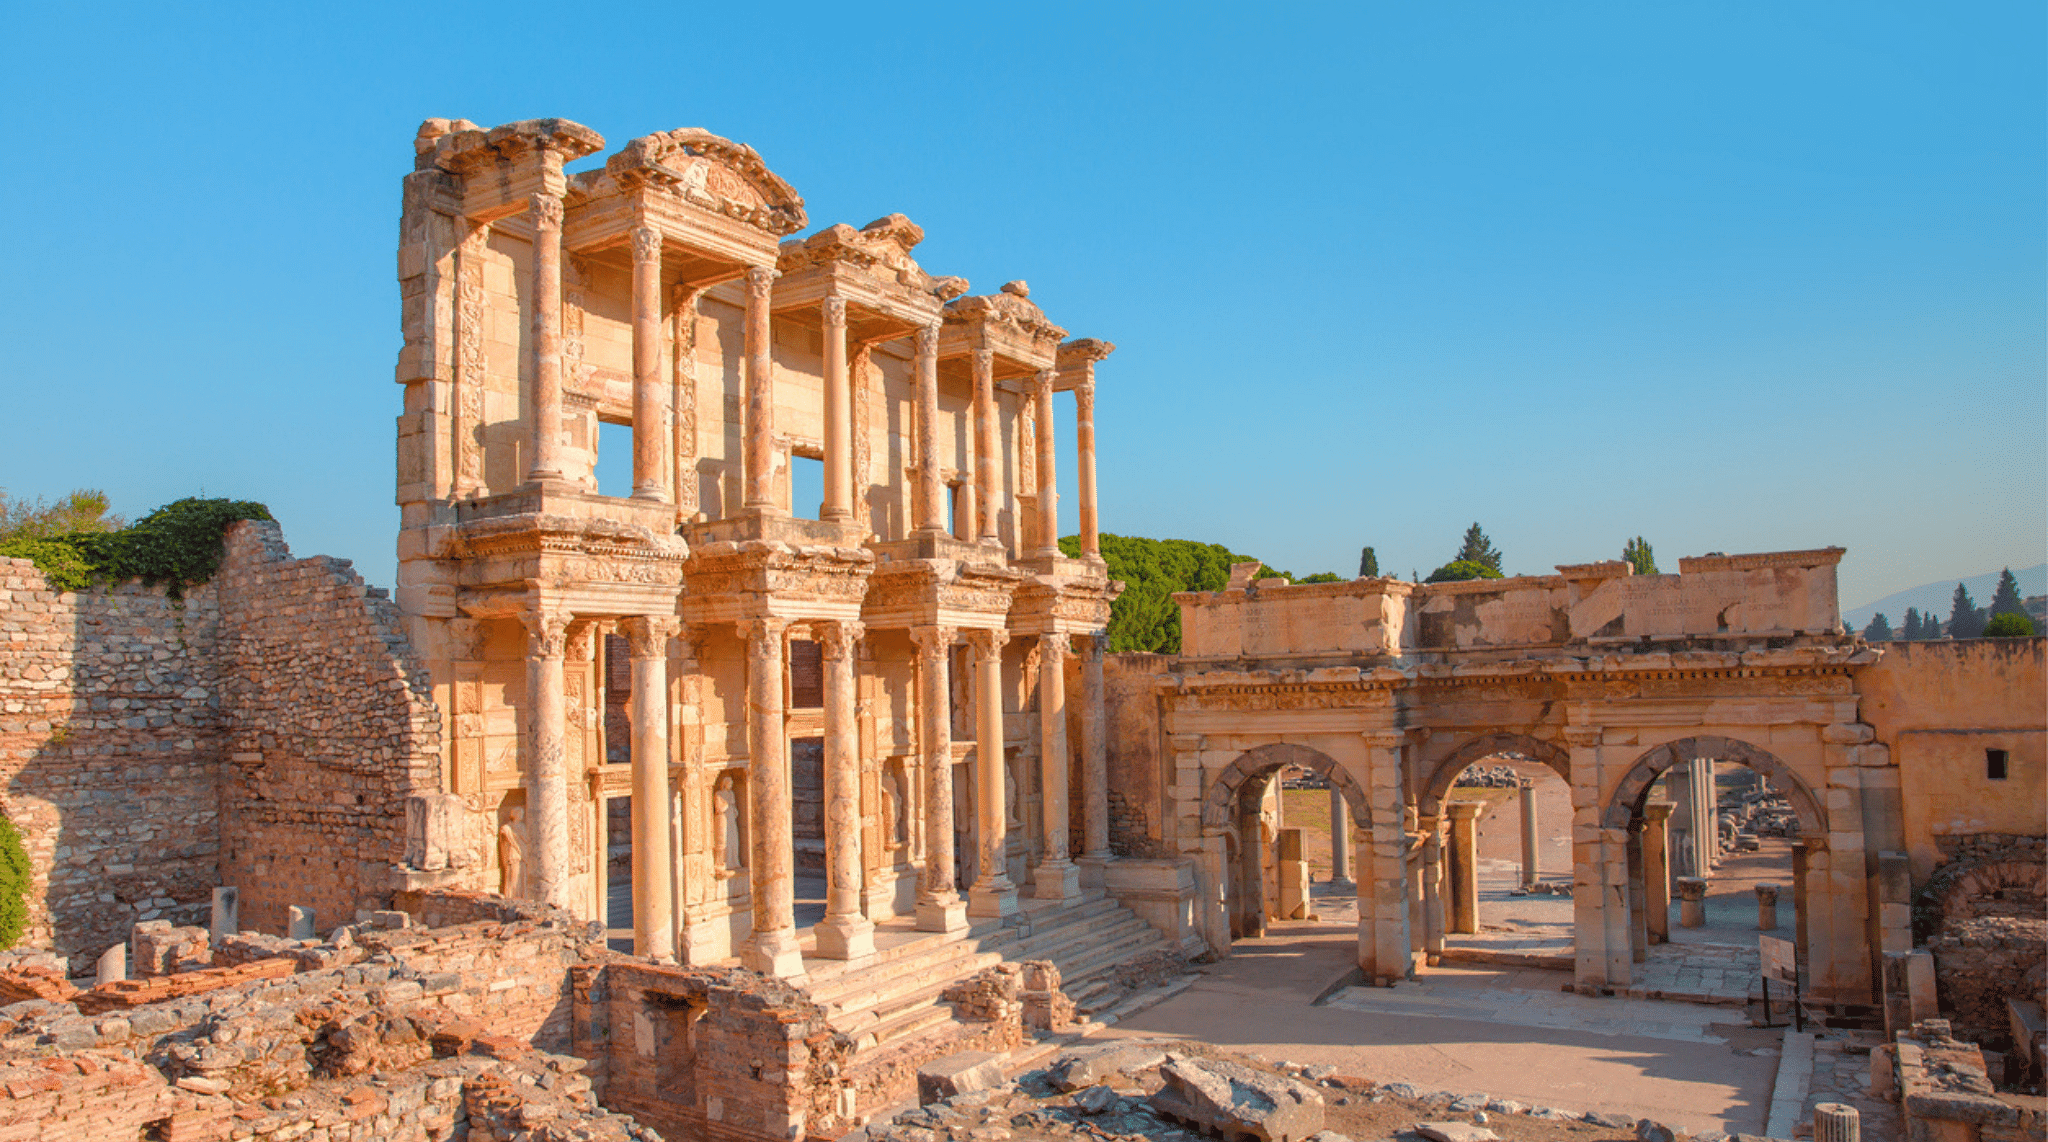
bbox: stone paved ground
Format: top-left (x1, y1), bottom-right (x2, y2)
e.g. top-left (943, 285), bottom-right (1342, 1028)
top-left (1800, 1037), bottom-right (1899, 1142)
top-left (1626, 943), bottom-right (1759, 1007)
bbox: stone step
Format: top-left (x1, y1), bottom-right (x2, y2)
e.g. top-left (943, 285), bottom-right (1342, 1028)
top-left (1002, 912), bottom-right (1158, 969)
top-left (811, 945), bottom-right (1003, 1014)
top-left (853, 1000), bottom-right (961, 1051)
top-left (800, 919), bottom-right (1005, 990)
top-left (1047, 924), bottom-right (1170, 989)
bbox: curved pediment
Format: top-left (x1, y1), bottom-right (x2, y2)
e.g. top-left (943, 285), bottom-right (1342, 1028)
top-left (604, 128), bottom-right (807, 236)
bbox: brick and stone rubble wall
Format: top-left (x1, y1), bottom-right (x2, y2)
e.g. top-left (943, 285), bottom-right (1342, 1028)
top-left (0, 558), bottom-right (223, 967)
top-left (212, 520), bottom-right (445, 937)
top-left (1103, 653), bottom-right (1172, 858)
top-left (1928, 916), bottom-right (2048, 1052)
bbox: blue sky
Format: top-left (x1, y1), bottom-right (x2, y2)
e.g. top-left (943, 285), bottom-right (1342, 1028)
top-left (1, 2), bottom-right (2041, 610)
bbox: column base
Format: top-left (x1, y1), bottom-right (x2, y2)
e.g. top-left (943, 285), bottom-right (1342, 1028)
top-left (1030, 860), bottom-right (1082, 902)
top-left (968, 878), bottom-right (1021, 919)
top-left (1328, 876), bottom-right (1354, 891)
top-left (812, 914), bottom-right (876, 961)
top-left (1077, 854), bottom-right (1113, 893)
top-left (740, 928), bottom-right (806, 978)
top-left (916, 895), bottom-right (969, 934)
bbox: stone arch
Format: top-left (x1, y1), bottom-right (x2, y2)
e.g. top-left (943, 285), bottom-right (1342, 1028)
top-left (1913, 856), bottom-right (2047, 943)
top-left (1201, 743), bottom-right (1371, 833)
top-left (1420, 732), bottom-right (1571, 814)
top-left (1600, 735), bottom-right (1826, 834)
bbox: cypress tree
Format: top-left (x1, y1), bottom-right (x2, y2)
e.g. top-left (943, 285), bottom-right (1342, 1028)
top-left (1989, 568), bottom-right (2027, 618)
top-left (1455, 523), bottom-right (1502, 573)
top-left (1622, 536), bottom-right (1657, 576)
top-left (1901, 608), bottom-right (1922, 640)
top-left (1358, 546), bottom-right (1379, 578)
top-left (1862, 613), bottom-right (1893, 641)
top-left (1948, 584), bottom-right (1985, 639)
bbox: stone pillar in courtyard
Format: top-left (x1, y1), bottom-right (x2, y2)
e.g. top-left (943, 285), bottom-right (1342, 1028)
top-left (1033, 633), bottom-right (1081, 900)
top-left (966, 629), bottom-right (1018, 917)
top-left (742, 266), bottom-right (781, 515)
top-left (1627, 817), bottom-right (1649, 964)
top-left (1518, 782), bottom-right (1538, 890)
top-left (913, 323), bottom-right (944, 535)
top-left (1445, 801), bottom-right (1482, 935)
top-left (1080, 632), bottom-right (1112, 867)
top-left (629, 226), bottom-right (671, 502)
top-left (912, 626), bottom-right (967, 932)
top-left (1329, 786), bottom-right (1351, 886)
top-left (1031, 369), bottom-right (1059, 559)
top-left (1357, 731), bottom-right (1412, 984)
top-left (741, 617), bottom-right (802, 975)
top-left (1756, 882), bottom-right (1780, 931)
top-left (821, 297), bottom-right (854, 522)
top-left (1643, 802), bottom-right (1674, 944)
top-left (814, 621), bottom-right (874, 959)
top-left (526, 194), bottom-right (568, 484)
top-left (624, 616), bottom-right (678, 960)
top-left (971, 348), bottom-right (998, 542)
top-left (521, 610), bottom-right (573, 909)
top-left (1676, 876), bottom-right (1708, 928)
top-left (1687, 756), bottom-right (1716, 876)
top-left (1565, 724), bottom-right (1630, 993)
top-left (1420, 820), bottom-right (1445, 961)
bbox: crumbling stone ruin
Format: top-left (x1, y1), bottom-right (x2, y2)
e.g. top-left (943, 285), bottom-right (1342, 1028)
top-left (0, 112), bottom-right (2042, 1138)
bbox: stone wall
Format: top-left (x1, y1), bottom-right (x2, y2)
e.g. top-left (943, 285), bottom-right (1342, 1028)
top-left (0, 559), bottom-right (223, 965)
top-left (1102, 653), bottom-right (1170, 858)
top-left (1928, 917), bottom-right (2048, 1051)
top-left (214, 520), bottom-right (445, 937)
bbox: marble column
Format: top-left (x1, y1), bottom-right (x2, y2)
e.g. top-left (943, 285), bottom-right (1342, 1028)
top-left (1329, 787), bottom-right (1352, 886)
top-left (1033, 633), bottom-right (1080, 900)
top-left (1643, 801), bottom-right (1674, 944)
top-left (1445, 801), bottom-right (1481, 935)
top-left (913, 323), bottom-right (944, 535)
top-left (1627, 819), bottom-right (1649, 964)
top-left (1079, 633), bottom-right (1111, 863)
top-left (629, 227), bottom-right (670, 502)
top-left (1518, 783), bottom-right (1539, 890)
top-left (911, 625), bottom-right (966, 933)
top-left (971, 348), bottom-right (998, 543)
top-left (814, 621), bottom-right (874, 959)
top-left (1032, 370), bottom-right (1059, 559)
top-left (821, 297), bottom-right (853, 522)
top-left (623, 616), bottom-right (677, 960)
top-left (742, 266), bottom-right (781, 514)
top-left (966, 629), bottom-right (1018, 917)
top-left (520, 610), bottom-right (572, 909)
top-left (1075, 377), bottom-right (1099, 559)
top-left (740, 617), bottom-right (801, 976)
top-left (1421, 821), bottom-right (1445, 960)
top-left (526, 195), bottom-right (567, 483)
top-left (1687, 757), bottom-right (1716, 876)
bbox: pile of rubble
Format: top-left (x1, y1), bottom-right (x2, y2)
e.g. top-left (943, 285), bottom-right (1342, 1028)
top-left (1453, 766), bottom-right (1526, 790)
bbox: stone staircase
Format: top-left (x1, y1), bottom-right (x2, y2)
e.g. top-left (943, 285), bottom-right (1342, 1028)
top-left (798, 890), bottom-right (1178, 1053)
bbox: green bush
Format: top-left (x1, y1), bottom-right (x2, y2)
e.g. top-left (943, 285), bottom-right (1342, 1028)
top-left (1425, 559), bottom-right (1505, 583)
top-left (0, 809), bottom-right (28, 952)
top-left (1983, 613), bottom-right (2036, 638)
top-left (0, 496), bottom-right (270, 596)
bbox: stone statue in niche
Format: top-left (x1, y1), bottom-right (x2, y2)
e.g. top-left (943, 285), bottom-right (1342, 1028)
top-left (713, 774), bottom-right (742, 875)
top-left (1004, 749), bottom-right (1023, 829)
top-left (882, 761), bottom-right (908, 851)
top-left (498, 807), bottom-right (528, 899)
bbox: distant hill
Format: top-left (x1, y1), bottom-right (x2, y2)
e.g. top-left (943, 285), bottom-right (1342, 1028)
top-left (1844, 563), bottom-right (2046, 629)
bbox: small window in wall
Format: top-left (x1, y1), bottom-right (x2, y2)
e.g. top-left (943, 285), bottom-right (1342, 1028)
top-left (789, 639), bottom-right (823, 709)
top-left (791, 453), bottom-right (824, 519)
top-left (1987, 749), bottom-right (2009, 780)
top-left (596, 420), bottom-right (634, 498)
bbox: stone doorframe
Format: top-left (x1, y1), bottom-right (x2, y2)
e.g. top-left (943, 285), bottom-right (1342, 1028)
top-left (1408, 732), bottom-right (1571, 963)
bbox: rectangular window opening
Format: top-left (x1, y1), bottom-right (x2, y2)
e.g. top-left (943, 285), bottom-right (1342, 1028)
top-left (596, 420), bottom-right (635, 499)
top-left (1987, 749), bottom-right (2009, 781)
top-left (791, 454), bottom-right (824, 520)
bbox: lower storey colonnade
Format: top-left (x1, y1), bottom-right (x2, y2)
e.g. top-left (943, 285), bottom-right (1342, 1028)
top-left (491, 609), bottom-right (1111, 977)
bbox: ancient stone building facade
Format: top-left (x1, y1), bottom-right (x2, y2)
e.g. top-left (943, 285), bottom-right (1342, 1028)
top-left (388, 116), bottom-right (1120, 976)
top-left (1096, 552), bottom-right (2046, 1012)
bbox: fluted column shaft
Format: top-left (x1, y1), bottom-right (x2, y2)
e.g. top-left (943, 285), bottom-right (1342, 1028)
top-left (913, 324), bottom-right (943, 535)
top-left (1329, 787), bottom-right (1351, 884)
top-left (1446, 801), bottom-right (1482, 935)
top-left (1080, 633), bottom-right (1111, 861)
top-left (972, 348), bottom-right (997, 542)
top-left (822, 297), bottom-right (853, 522)
top-left (741, 617), bottom-right (801, 976)
top-left (912, 626), bottom-right (967, 932)
top-left (630, 227), bottom-right (670, 501)
top-left (814, 621), bottom-right (874, 958)
top-left (1075, 379), bottom-right (1099, 557)
top-left (1033, 634), bottom-right (1080, 899)
top-left (966, 629), bottom-right (1017, 917)
top-left (742, 266), bottom-right (781, 513)
top-left (521, 611), bottom-right (572, 908)
top-left (623, 616), bottom-right (676, 959)
top-left (526, 195), bottom-right (567, 483)
top-left (1032, 370), bottom-right (1059, 557)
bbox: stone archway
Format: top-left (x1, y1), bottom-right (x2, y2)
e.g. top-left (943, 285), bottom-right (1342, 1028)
top-left (1419, 732), bottom-right (1571, 814)
top-left (1601, 735), bottom-right (1826, 834)
top-left (1200, 743), bottom-right (1371, 942)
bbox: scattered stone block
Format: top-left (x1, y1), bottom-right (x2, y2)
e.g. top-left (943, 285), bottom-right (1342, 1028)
top-left (288, 906), bottom-right (317, 939)
top-left (1051, 1045), bottom-right (1168, 1091)
top-left (1415, 1123), bottom-right (1498, 1142)
top-left (918, 1052), bottom-right (1008, 1106)
top-left (1150, 1055), bottom-right (1325, 1142)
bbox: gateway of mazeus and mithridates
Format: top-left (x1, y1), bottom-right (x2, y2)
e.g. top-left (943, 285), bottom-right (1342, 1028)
top-left (0, 116), bottom-right (2038, 1141)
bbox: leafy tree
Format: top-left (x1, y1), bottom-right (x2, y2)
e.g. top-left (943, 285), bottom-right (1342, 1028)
top-left (1862, 613), bottom-right (1893, 641)
top-left (1058, 533), bottom-right (1266, 653)
top-left (1622, 536), bottom-right (1657, 576)
top-left (1947, 583), bottom-right (1986, 640)
top-left (1296, 572), bottom-right (1344, 584)
top-left (1984, 613), bottom-right (2037, 638)
top-left (0, 496), bottom-right (271, 594)
top-left (1901, 608), bottom-right (1923, 640)
top-left (0, 809), bottom-right (26, 951)
top-left (1426, 559), bottom-right (1505, 583)
top-left (1989, 568), bottom-right (2027, 619)
top-left (0, 488), bottom-right (124, 542)
top-left (1358, 546), bottom-right (1379, 578)
top-left (1455, 523), bottom-right (1502, 572)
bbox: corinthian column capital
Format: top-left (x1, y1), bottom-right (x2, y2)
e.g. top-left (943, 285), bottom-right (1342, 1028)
top-left (520, 610), bottom-right (570, 658)
top-left (818, 619), bottom-right (865, 661)
top-left (744, 264), bottom-right (778, 299)
top-left (964, 628), bottom-right (1009, 658)
top-left (909, 624), bottom-right (956, 661)
top-left (629, 225), bottom-right (662, 264)
top-left (528, 193), bottom-right (564, 231)
top-left (621, 615), bottom-right (680, 659)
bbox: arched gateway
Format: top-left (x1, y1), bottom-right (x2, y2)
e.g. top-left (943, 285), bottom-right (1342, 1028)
top-left (1201, 744), bottom-right (1371, 945)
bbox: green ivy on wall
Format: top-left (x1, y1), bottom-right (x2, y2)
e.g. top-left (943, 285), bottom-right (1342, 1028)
top-left (0, 497), bottom-right (271, 595)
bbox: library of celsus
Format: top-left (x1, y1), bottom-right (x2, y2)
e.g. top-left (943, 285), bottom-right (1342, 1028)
top-left (0, 114), bottom-right (2039, 1142)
